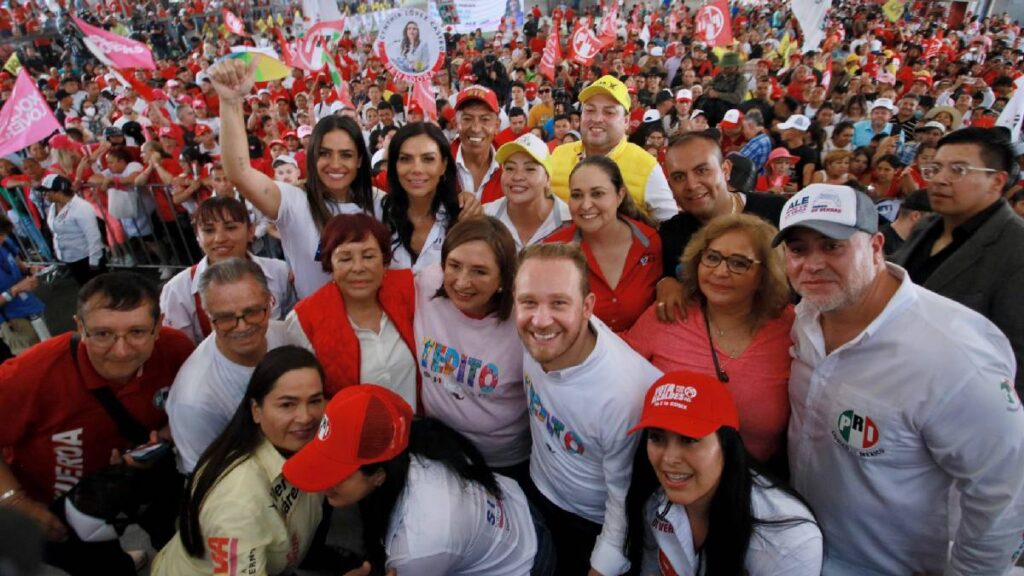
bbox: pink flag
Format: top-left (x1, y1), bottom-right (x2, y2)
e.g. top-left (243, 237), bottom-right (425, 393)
top-left (0, 69), bottom-right (62, 158)
top-left (598, 10), bottom-right (618, 48)
top-left (71, 15), bottom-right (156, 70)
top-left (411, 79), bottom-right (437, 121)
top-left (222, 8), bottom-right (247, 37)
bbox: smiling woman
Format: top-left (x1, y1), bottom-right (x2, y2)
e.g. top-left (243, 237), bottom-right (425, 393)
top-left (151, 346), bottom-right (326, 576)
top-left (283, 214), bottom-right (419, 408)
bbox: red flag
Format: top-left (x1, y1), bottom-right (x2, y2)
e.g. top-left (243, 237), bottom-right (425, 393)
top-left (112, 67), bottom-right (154, 102)
top-left (222, 8), bottom-right (247, 37)
top-left (598, 10), bottom-right (618, 47)
top-left (411, 79), bottom-right (437, 121)
top-left (568, 25), bottom-right (602, 67)
top-left (273, 27), bottom-right (296, 67)
top-left (539, 27), bottom-right (562, 82)
top-left (695, 0), bottom-right (733, 47)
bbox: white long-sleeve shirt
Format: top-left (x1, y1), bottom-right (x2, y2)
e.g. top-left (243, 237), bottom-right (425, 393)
top-left (414, 264), bottom-right (529, 467)
top-left (789, 264), bottom-right (1024, 576)
top-left (639, 475), bottom-right (823, 576)
top-left (384, 456), bottom-right (536, 575)
top-left (525, 317), bottom-right (662, 575)
top-left (47, 195), bottom-right (104, 266)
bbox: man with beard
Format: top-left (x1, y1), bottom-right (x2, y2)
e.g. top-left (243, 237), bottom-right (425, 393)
top-left (775, 184), bottom-right (1024, 575)
top-left (514, 243), bottom-right (661, 576)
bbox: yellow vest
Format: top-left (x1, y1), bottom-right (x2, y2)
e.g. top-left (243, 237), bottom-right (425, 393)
top-left (549, 138), bottom-right (659, 216)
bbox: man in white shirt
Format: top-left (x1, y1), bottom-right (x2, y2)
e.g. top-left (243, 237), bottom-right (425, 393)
top-left (167, 258), bottom-right (288, 473)
top-left (514, 243), bottom-right (661, 576)
top-left (453, 85), bottom-right (503, 202)
top-left (775, 184), bottom-right (1024, 575)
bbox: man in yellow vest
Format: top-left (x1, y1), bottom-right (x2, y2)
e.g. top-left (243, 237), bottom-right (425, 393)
top-left (548, 75), bottom-right (678, 222)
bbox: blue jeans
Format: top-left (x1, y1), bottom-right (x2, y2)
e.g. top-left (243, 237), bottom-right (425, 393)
top-left (529, 498), bottom-right (556, 576)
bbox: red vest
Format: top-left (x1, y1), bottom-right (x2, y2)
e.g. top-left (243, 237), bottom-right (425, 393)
top-left (294, 270), bottom-right (421, 412)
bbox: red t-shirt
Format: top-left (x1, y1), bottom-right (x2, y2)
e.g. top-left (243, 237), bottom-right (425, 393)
top-left (0, 329), bottom-right (194, 503)
top-left (494, 126), bottom-right (524, 148)
top-left (544, 217), bottom-right (661, 333)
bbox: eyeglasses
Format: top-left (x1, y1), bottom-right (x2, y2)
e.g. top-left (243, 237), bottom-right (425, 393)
top-left (700, 249), bottom-right (761, 274)
top-left (209, 305), bottom-right (270, 331)
top-left (920, 162), bottom-right (1000, 182)
top-left (82, 323), bottom-right (158, 348)
top-left (539, 88), bottom-right (552, 94)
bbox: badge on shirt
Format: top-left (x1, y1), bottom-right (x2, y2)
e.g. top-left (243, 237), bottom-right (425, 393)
top-left (1001, 379), bottom-right (1021, 413)
top-left (832, 409), bottom-right (885, 458)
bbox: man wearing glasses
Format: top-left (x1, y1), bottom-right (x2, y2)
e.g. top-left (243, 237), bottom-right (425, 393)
top-left (166, 259), bottom-right (288, 474)
top-left (0, 272), bottom-right (194, 573)
top-left (894, 127), bottom-right (1024, 398)
top-left (527, 83), bottom-right (555, 130)
top-left (776, 184), bottom-right (1024, 575)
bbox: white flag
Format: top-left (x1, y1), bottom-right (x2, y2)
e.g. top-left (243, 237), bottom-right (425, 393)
top-left (792, 0), bottom-right (832, 52)
top-left (639, 23), bottom-right (650, 48)
top-left (997, 76), bottom-right (1024, 143)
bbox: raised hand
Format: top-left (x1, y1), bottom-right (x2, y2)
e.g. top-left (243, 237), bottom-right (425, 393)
top-left (207, 58), bottom-right (258, 103)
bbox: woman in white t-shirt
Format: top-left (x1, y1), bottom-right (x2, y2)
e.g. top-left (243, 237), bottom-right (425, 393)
top-left (483, 133), bottom-right (570, 250)
top-left (382, 123), bottom-right (479, 273)
top-left (207, 59), bottom-right (382, 299)
top-left (284, 386), bottom-right (555, 576)
top-left (414, 217), bottom-right (530, 483)
top-left (624, 371), bottom-right (822, 576)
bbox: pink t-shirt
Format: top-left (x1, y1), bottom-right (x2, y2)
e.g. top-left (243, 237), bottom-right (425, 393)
top-left (623, 303), bottom-right (795, 462)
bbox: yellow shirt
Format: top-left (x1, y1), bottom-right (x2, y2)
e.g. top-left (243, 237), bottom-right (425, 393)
top-left (528, 102), bottom-right (554, 129)
top-left (151, 440), bottom-right (322, 576)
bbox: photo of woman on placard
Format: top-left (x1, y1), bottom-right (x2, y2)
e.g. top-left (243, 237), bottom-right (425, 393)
top-left (396, 20), bottom-right (430, 74)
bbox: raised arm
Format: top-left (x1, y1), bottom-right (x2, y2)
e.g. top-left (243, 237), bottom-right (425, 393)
top-left (207, 59), bottom-right (283, 220)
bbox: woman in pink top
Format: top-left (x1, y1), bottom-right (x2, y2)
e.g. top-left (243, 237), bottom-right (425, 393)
top-left (624, 214), bottom-right (793, 463)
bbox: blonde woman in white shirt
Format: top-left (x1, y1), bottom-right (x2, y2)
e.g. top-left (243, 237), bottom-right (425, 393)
top-left (414, 216), bottom-right (530, 484)
top-left (484, 133), bottom-right (570, 250)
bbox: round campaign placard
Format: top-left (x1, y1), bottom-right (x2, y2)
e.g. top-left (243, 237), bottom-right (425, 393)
top-left (375, 8), bottom-right (446, 83)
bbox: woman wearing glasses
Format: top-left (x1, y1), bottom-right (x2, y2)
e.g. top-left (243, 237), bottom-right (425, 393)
top-left (283, 213), bottom-right (418, 408)
top-left (624, 214), bottom-right (793, 465)
top-left (161, 197), bottom-right (295, 345)
top-left (545, 156), bottom-right (661, 333)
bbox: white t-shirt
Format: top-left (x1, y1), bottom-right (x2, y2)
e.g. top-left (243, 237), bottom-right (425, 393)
top-left (274, 181), bottom-right (384, 299)
top-left (483, 196), bottom-right (570, 251)
top-left (414, 264), bottom-right (529, 467)
top-left (160, 253), bottom-right (295, 345)
top-left (640, 475), bottom-right (823, 575)
top-left (525, 317), bottom-right (662, 576)
top-left (388, 207), bottom-right (448, 274)
top-left (283, 308), bottom-right (418, 409)
top-left (385, 457), bottom-right (536, 575)
top-left (167, 321), bottom-right (290, 473)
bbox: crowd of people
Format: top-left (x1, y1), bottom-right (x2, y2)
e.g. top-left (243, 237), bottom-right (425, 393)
top-left (1, 0), bottom-right (1024, 575)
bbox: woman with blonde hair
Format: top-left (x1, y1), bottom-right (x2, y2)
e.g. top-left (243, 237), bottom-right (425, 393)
top-left (812, 150), bottom-right (854, 185)
top-left (624, 213), bottom-right (794, 464)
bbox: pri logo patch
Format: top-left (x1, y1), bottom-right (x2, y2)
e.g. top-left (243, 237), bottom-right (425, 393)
top-left (317, 415), bottom-right (331, 441)
top-left (833, 409), bottom-right (884, 457)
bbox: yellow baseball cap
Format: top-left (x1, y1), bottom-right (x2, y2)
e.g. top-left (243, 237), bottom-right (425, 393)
top-left (578, 75), bottom-right (631, 112)
top-left (496, 133), bottom-right (550, 175)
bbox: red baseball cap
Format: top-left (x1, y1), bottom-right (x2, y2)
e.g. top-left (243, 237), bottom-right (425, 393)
top-left (525, 82), bottom-right (538, 99)
top-left (283, 385), bottom-right (413, 492)
top-left (407, 102), bottom-right (424, 116)
top-left (194, 124), bottom-right (212, 136)
top-left (283, 131), bottom-right (298, 140)
top-left (192, 98), bottom-right (206, 108)
top-left (48, 134), bottom-right (81, 151)
top-left (628, 372), bottom-right (739, 439)
top-left (151, 89), bottom-right (169, 101)
top-left (158, 126), bottom-right (176, 138)
top-left (268, 139), bottom-right (286, 149)
top-left (720, 109), bottom-right (743, 129)
top-left (455, 84), bottom-right (499, 113)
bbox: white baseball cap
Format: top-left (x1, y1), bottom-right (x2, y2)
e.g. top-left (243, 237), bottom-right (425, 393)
top-left (675, 89), bottom-right (693, 102)
top-left (777, 114), bottom-right (811, 132)
top-left (773, 184), bottom-right (879, 246)
top-left (496, 133), bottom-right (550, 174)
top-left (272, 155), bottom-right (298, 168)
top-left (296, 125), bottom-right (313, 139)
top-left (870, 97), bottom-right (896, 113)
top-left (643, 109), bottom-right (662, 123)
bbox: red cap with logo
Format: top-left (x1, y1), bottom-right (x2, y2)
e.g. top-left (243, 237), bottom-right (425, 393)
top-left (525, 82), bottom-right (538, 100)
top-left (284, 385), bottom-right (413, 492)
top-left (628, 372), bottom-right (739, 439)
top-left (720, 109), bottom-right (744, 129)
top-left (455, 84), bottom-right (499, 113)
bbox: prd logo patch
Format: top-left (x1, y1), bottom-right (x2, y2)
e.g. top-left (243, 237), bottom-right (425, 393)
top-left (837, 410), bottom-right (879, 449)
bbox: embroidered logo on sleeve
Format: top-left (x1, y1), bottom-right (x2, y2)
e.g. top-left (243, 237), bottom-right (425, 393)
top-left (1001, 379), bottom-right (1021, 413)
top-left (832, 409), bottom-right (885, 457)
